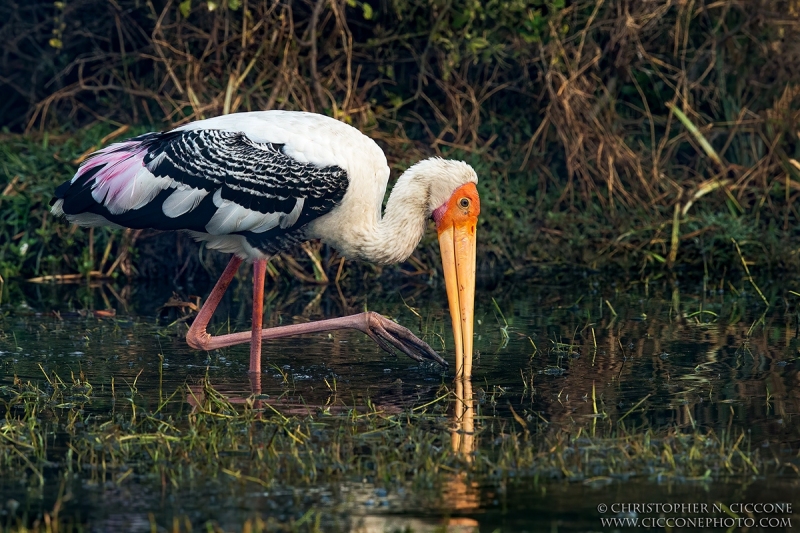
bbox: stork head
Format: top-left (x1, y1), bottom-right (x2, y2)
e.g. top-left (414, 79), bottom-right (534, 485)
top-left (421, 159), bottom-right (480, 380)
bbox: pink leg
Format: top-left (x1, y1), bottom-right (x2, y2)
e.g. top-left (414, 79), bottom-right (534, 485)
top-left (250, 259), bottom-right (266, 373)
top-left (187, 255), bottom-right (447, 370)
top-left (186, 255), bottom-right (243, 349)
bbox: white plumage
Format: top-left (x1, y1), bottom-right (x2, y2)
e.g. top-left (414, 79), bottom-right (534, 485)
top-left (51, 110), bottom-right (481, 375)
top-left (162, 186), bottom-right (208, 218)
top-left (52, 110), bottom-right (477, 264)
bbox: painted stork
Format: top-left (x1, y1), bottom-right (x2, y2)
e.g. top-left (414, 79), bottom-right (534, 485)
top-left (51, 111), bottom-right (479, 379)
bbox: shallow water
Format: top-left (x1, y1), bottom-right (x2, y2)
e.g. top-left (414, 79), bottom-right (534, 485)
top-left (2, 271), bottom-right (799, 532)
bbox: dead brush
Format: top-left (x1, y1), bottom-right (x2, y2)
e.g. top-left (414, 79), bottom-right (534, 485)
top-left (3, 0), bottom-right (800, 277)
top-left (21, 0), bottom-right (378, 132)
top-left (528, 0), bottom-right (800, 270)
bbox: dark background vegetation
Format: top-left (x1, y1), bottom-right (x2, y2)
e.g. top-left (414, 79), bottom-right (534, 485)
top-left (2, 0), bottom-right (800, 284)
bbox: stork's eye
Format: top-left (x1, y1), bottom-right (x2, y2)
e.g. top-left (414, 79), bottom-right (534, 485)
top-left (459, 198), bottom-right (471, 209)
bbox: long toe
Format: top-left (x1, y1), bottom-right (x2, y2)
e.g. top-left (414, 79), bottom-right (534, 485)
top-left (379, 317), bottom-right (448, 368)
top-left (408, 338), bottom-right (447, 368)
top-left (366, 326), bottom-right (407, 358)
top-left (364, 312), bottom-right (447, 367)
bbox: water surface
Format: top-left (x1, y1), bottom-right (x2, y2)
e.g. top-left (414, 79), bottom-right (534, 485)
top-left (1, 271), bottom-right (799, 532)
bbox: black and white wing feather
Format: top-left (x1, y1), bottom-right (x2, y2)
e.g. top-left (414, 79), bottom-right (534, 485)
top-left (52, 129), bottom-right (350, 255)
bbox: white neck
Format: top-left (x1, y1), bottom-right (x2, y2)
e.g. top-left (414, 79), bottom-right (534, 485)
top-left (310, 158), bottom-right (477, 265)
top-left (349, 158), bottom-right (478, 265)
top-left (356, 167), bottom-right (431, 265)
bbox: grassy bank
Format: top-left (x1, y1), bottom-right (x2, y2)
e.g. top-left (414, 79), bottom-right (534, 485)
top-left (2, 0), bottom-right (800, 282)
top-left (0, 371), bottom-right (784, 532)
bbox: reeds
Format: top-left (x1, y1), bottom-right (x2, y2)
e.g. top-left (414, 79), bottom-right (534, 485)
top-left (2, 0), bottom-right (800, 278)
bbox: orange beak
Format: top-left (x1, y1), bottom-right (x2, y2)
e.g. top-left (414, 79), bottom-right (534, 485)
top-left (436, 183), bottom-right (479, 380)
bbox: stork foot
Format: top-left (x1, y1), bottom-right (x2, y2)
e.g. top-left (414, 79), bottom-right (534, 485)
top-left (364, 312), bottom-right (447, 369)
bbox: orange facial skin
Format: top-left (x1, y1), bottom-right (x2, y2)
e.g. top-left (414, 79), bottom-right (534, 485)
top-left (435, 182), bottom-right (480, 380)
top-left (433, 183), bottom-right (481, 234)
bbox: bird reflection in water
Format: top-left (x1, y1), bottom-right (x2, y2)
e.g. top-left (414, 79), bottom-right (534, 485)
top-left (185, 372), bottom-right (340, 418)
top-left (443, 378), bottom-right (481, 532)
